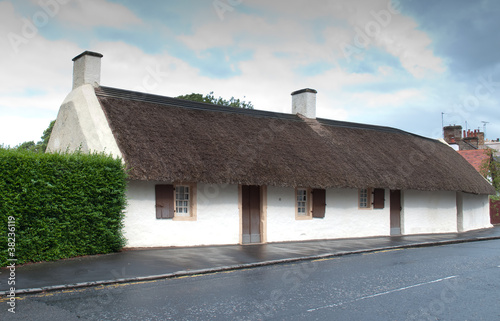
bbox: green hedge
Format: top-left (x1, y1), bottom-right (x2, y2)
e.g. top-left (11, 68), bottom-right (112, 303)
top-left (0, 149), bottom-right (127, 267)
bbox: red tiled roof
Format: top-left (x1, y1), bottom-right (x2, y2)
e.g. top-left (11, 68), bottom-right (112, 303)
top-left (457, 150), bottom-right (490, 173)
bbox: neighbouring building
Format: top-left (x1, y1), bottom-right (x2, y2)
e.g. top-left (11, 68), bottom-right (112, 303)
top-left (485, 139), bottom-right (500, 156)
top-left (443, 125), bottom-right (488, 151)
top-left (457, 150), bottom-right (491, 174)
top-left (47, 51), bottom-right (496, 247)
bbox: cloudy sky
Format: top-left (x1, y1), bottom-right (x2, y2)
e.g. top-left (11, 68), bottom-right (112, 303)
top-left (1, 0), bottom-right (499, 147)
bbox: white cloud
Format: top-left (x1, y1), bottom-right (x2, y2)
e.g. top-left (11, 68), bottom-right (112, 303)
top-left (0, 2), bottom-right (78, 95)
top-left (331, 0), bottom-right (446, 77)
top-left (2, 0), bottom-right (497, 146)
top-left (0, 116), bottom-right (53, 147)
top-left (57, 0), bottom-right (142, 29)
top-left (0, 1), bottom-right (78, 145)
top-left (375, 16), bottom-right (446, 78)
top-left (181, 0), bottom-right (446, 80)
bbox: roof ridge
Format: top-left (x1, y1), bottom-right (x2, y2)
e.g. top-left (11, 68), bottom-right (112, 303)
top-left (95, 86), bottom-right (436, 139)
top-left (95, 86), bottom-right (300, 121)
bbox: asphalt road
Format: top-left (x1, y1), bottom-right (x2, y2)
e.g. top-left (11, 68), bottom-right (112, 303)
top-left (2, 239), bottom-right (500, 321)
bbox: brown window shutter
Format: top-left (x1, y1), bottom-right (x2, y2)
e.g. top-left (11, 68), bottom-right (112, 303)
top-left (155, 185), bottom-right (174, 219)
top-left (312, 189), bottom-right (326, 218)
top-left (373, 188), bottom-right (385, 209)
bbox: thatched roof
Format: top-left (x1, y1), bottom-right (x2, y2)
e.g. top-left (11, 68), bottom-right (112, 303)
top-left (95, 86), bottom-right (495, 195)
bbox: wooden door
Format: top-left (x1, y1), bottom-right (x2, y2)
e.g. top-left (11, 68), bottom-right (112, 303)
top-left (390, 190), bottom-right (401, 235)
top-left (312, 189), bottom-right (326, 218)
top-left (242, 185), bottom-right (261, 244)
top-left (155, 185), bottom-right (174, 219)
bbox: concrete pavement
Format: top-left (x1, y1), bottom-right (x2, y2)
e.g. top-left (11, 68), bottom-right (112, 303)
top-left (1, 226), bottom-right (500, 295)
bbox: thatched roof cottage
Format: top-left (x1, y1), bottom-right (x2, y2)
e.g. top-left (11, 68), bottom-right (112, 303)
top-left (48, 51), bottom-right (495, 247)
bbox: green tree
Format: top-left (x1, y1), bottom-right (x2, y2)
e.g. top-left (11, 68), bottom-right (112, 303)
top-left (481, 149), bottom-right (500, 199)
top-left (39, 120), bottom-right (55, 152)
top-left (176, 92), bottom-right (254, 109)
top-left (15, 120), bottom-right (55, 153)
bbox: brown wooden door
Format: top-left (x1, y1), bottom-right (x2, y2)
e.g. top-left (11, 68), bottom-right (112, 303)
top-left (242, 185), bottom-right (261, 244)
top-left (390, 190), bottom-right (401, 235)
top-left (312, 189), bottom-right (326, 218)
top-left (155, 185), bottom-right (174, 219)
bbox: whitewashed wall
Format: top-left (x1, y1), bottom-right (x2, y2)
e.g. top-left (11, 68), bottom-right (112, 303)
top-left (266, 187), bottom-right (390, 242)
top-left (403, 190), bottom-right (457, 234)
top-left (461, 193), bottom-right (492, 231)
top-left (125, 183), bottom-right (492, 247)
top-left (47, 84), bottom-right (122, 158)
top-left (124, 181), bottom-right (240, 247)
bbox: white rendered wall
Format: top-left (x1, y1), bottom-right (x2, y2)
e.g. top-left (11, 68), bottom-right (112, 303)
top-left (124, 183), bottom-right (489, 247)
top-left (266, 187), bottom-right (390, 242)
top-left (403, 190), bottom-right (457, 234)
top-left (292, 91), bottom-right (316, 118)
top-left (461, 193), bottom-right (492, 231)
top-left (46, 84), bottom-right (122, 158)
top-left (124, 181), bottom-right (240, 247)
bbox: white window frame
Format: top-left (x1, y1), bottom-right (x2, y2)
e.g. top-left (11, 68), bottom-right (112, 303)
top-left (174, 183), bottom-right (197, 221)
top-left (358, 188), bottom-right (372, 209)
top-left (295, 188), bottom-right (312, 220)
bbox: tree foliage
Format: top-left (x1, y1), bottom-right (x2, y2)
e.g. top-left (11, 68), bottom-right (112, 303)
top-left (176, 92), bottom-right (254, 109)
top-left (481, 149), bottom-right (500, 199)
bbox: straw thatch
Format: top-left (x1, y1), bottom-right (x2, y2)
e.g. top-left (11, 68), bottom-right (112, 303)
top-left (96, 86), bottom-right (495, 195)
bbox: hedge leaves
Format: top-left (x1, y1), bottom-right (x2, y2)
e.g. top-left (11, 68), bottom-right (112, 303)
top-left (0, 149), bottom-right (126, 267)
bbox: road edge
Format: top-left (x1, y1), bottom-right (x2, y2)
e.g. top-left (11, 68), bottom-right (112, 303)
top-left (4, 235), bottom-right (500, 296)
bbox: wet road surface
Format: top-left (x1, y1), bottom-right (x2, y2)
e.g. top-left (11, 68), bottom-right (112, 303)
top-left (2, 239), bottom-right (499, 320)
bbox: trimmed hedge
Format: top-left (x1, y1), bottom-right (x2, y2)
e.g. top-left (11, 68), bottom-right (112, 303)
top-left (0, 149), bottom-right (127, 267)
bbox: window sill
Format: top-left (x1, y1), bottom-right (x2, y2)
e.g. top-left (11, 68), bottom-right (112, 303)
top-left (173, 216), bottom-right (197, 221)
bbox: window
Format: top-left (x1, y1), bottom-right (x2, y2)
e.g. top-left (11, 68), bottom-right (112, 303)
top-left (359, 188), bottom-right (371, 209)
top-left (295, 188), bottom-right (312, 219)
top-left (175, 185), bottom-right (190, 216)
top-left (156, 183), bottom-right (197, 220)
top-left (297, 189), bottom-right (308, 214)
top-left (295, 188), bottom-right (326, 219)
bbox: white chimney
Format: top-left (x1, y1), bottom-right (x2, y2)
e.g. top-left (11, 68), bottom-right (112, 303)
top-left (72, 51), bottom-right (103, 89)
top-left (291, 88), bottom-right (317, 119)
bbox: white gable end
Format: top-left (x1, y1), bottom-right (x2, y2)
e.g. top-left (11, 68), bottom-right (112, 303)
top-left (47, 84), bottom-right (122, 159)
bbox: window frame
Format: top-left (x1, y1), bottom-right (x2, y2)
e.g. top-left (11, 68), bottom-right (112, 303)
top-left (173, 183), bottom-right (197, 221)
top-left (174, 185), bottom-right (191, 216)
top-left (295, 187), bottom-right (312, 220)
top-left (358, 188), bottom-right (372, 209)
top-left (155, 183), bottom-right (197, 221)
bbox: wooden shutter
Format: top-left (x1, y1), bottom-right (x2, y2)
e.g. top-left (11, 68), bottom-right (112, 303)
top-left (312, 189), bottom-right (326, 218)
top-left (155, 185), bottom-right (174, 219)
top-left (373, 188), bottom-right (385, 209)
